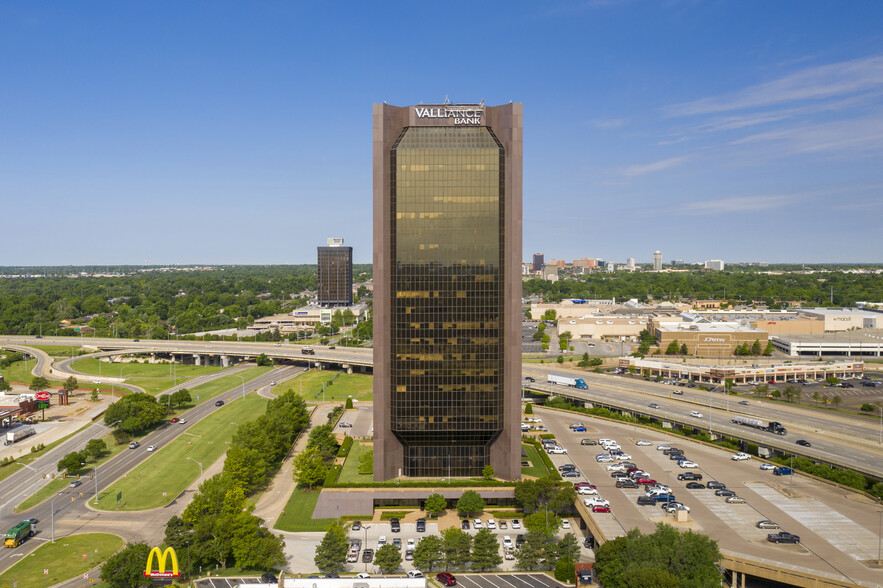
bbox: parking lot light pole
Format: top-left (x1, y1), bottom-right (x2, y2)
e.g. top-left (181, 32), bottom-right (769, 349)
top-left (364, 524), bottom-right (370, 571)
top-left (237, 374), bottom-right (245, 400)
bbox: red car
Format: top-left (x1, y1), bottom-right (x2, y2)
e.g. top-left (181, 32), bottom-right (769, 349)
top-left (637, 478), bottom-right (657, 486)
top-left (574, 482), bottom-right (596, 489)
top-left (171, 417), bottom-right (179, 423)
top-left (592, 505), bottom-right (611, 513)
top-left (437, 573), bottom-right (457, 586)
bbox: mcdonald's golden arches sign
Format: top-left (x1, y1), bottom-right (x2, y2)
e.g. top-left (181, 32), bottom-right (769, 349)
top-left (144, 546), bottom-right (180, 578)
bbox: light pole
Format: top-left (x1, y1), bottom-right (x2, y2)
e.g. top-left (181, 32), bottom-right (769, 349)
top-left (187, 457), bottom-right (203, 482)
top-left (237, 374), bottom-right (245, 400)
top-left (51, 492), bottom-right (63, 542)
top-left (93, 420), bottom-right (120, 502)
top-left (364, 524), bottom-right (371, 571)
top-left (17, 462), bottom-right (40, 500)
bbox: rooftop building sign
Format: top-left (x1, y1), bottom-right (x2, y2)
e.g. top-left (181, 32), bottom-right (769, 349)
top-left (413, 104), bottom-right (484, 125)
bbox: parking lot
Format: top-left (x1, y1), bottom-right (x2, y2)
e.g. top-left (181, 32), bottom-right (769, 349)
top-left (535, 406), bottom-right (883, 586)
top-left (194, 573), bottom-right (570, 588)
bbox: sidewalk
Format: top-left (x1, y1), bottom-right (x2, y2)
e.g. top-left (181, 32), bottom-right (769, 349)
top-left (253, 403), bottom-right (334, 527)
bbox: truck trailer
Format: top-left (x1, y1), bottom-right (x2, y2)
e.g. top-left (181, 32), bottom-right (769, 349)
top-left (547, 374), bottom-right (588, 390)
top-left (4, 521), bottom-right (33, 548)
top-left (5, 426), bottom-right (35, 446)
top-left (730, 416), bottom-right (787, 435)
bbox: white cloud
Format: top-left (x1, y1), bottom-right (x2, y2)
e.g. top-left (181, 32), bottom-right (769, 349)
top-left (589, 118), bottom-right (626, 129)
top-left (730, 111), bottom-right (883, 156)
top-left (682, 194), bottom-right (795, 215)
top-left (665, 55), bottom-right (883, 117)
top-left (621, 155), bottom-right (690, 177)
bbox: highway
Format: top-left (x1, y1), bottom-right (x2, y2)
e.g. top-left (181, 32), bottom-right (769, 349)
top-left (0, 365), bottom-right (296, 571)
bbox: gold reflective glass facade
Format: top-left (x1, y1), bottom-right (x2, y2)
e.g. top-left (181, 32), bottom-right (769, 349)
top-left (390, 126), bottom-right (505, 477)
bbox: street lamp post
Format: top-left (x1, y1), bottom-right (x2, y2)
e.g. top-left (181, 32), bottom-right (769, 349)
top-left (187, 457), bottom-right (203, 482)
top-left (17, 462), bottom-right (40, 501)
top-left (51, 493), bottom-right (63, 542)
top-left (237, 374), bottom-right (245, 400)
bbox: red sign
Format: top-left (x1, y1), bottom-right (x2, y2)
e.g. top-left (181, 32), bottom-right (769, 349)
top-left (35, 392), bottom-right (51, 401)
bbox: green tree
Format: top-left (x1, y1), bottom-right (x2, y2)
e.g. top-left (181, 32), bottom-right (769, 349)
top-left (374, 543), bottom-right (403, 574)
top-left (232, 520), bottom-right (286, 570)
top-left (679, 343), bottom-right (688, 355)
top-left (471, 528), bottom-right (502, 571)
top-left (104, 392), bottom-right (166, 434)
top-left (557, 532), bottom-right (580, 563)
top-left (826, 376), bottom-right (840, 386)
top-left (861, 403), bottom-right (875, 412)
top-left (306, 424), bottom-right (339, 460)
top-left (524, 512), bottom-right (560, 541)
top-left (755, 383), bottom-right (769, 397)
top-left (763, 341), bottom-right (775, 356)
top-left (292, 447), bottom-right (328, 489)
top-left (62, 375), bottom-right (79, 395)
top-left (832, 395), bottom-right (842, 407)
top-left (595, 523), bottom-right (721, 588)
top-left (665, 340), bottom-right (680, 355)
top-left (29, 376), bottom-right (51, 392)
top-left (456, 490), bottom-right (485, 517)
top-left (441, 527), bottom-right (472, 571)
top-left (224, 445), bottom-right (268, 493)
top-left (554, 558), bottom-right (576, 583)
top-left (524, 402), bottom-right (533, 414)
top-left (413, 534), bottom-right (444, 571)
top-left (100, 542), bottom-right (152, 587)
top-left (91, 388), bottom-right (99, 401)
top-left (424, 493), bottom-right (447, 518)
top-left (84, 438), bottom-right (107, 461)
top-left (57, 450), bottom-right (87, 474)
top-left (514, 533), bottom-right (544, 570)
top-left (482, 464), bottom-right (495, 480)
top-left (345, 397), bottom-right (354, 409)
top-left (171, 388), bottom-right (192, 407)
top-left (751, 340), bottom-right (762, 355)
top-left (314, 523), bottom-right (348, 573)
top-left (0, 380), bottom-right (10, 393)
top-left (256, 353), bottom-right (273, 367)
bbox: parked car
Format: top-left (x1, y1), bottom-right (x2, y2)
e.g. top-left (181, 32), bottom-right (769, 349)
top-left (715, 489), bottom-right (736, 497)
top-left (678, 460), bottom-right (699, 469)
top-left (361, 549), bottom-right (374, 563)
top-left (407, 571), bottom-right (424, 579)
top-left (606, 463), bottom-right (626, 472)
top-left (390, 518), bottom-right (400, 532)
top-left (592, 504), bottom-right (611, 513)
top-left (661, 502), bottom-right (690, 513)
top-left (616, 478), bottom-right (638, 489)
top-left (352, 521), bottom-right (361, 531)
top-left (725, 495), bottom-right (746, 504)
top-left (677, 472), bottom-right (702, 481)
top-left (572, 426), bottom-right (587, 432)
top-left (636, 495), bottom-right (656, 506)
top-left (756, 520), bottom-right (779, 529)
top-left (558, 464), bottom-right (576, 472)
top-left (436, 573), bottom-right (457, 586)
top-left (656, 444), bottom-right (671, 451)
top-left (548, 447), bottom-right (567, 454)
top-left (416, 518), bottom-right (426, 532)
top-left (767, 532), bottom-right (800, 544)
top-left (562, 470), bottom-right (581, 478)
top-left (473, 519), bottom-right (482, 528)
top-left (561, 520), bottom-right (571, 529)
top-left (707, 481), bottom-right (726, 489)
top-left (461, 519), bottom-right (470, 530)
top-left (339, 422), bottom-right (353, 428)
top-left (731, 452), bottom-right (751, 461)
top-left (262, 573), bottom-right (279, 583)
top-left (773, 467), bottom-right (794, 476)
top-left (635, 439), bottom-right (652, 446)
top-left (685, 482), bottom-right (705, 489)
top-left (760, 463), bottom-right (776, 470)
top-left (511, 519), bottom-right (521, 529)
top-left (580, 438), bottom-right (597, 445)
top-left (651, 493), bottom-right (676, 502)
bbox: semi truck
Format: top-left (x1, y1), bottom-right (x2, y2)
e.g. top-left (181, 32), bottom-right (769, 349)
top-left (547, 374), bottom-right (588, 390)
top-left (5, 426), bottom-right (35, 446)
top-left (730, 416), bottom-right (787, 435)
top-left (4, 521), bottom-right (33, 548)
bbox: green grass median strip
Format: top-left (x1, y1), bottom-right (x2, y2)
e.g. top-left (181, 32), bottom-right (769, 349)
top-left (71, 357), bottom-right (226, 378)
top-left (281, 371), bottom-right (373, 402)
top-left (337, 441), bottom-right (373, 484)
top-left (274, 485), bottom-right (336, 532)
top-left (521, 443), bottom-right (550, 478)
top-left (0, 532), bottom-right (123, 588)
top-left (94, 394), bottom-right (269, 511)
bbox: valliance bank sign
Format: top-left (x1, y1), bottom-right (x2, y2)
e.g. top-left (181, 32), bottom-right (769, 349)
top-left (414, 105), bottom-right (483, 125)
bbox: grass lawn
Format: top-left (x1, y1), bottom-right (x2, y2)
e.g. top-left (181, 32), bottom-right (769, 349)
top-left (521, 443), bottom-right (551, 478)
top-left (279, 370), bottom-right (373, 402)
top-left (120, 365), bottom-right (272, 398)
top-left (71, 357), bottom-right (225, 379)
top-left (1, 358), bottom-right (41, 384)
top-left (94, 394), bottom-right (269, 511)
top-left (274, 485), bottom-right (336, 532)
top-left (0, 532), bottom-right (123, 588)
top-left (16, 430), bottom-right (120, 512)
top-left (337, 441), bottom-right (373, 484)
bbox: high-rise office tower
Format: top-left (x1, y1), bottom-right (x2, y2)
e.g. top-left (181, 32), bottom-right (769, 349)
top-left (653, 250), bottom-right (662, 271)
top-left (532, 253), bottom-right (544, 273)
top-left (373, 101), bottom-right (522, 480)
top-left (317, 238), bottom-right (353, 307)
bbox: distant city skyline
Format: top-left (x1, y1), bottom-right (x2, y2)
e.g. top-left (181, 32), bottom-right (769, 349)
top-left (1, 2), bottom-right (881, 265)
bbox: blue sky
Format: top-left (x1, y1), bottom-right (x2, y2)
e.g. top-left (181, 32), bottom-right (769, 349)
top-left (2, 1), bottom-right (881, 265)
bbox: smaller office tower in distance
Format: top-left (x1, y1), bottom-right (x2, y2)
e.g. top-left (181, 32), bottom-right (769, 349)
top-left (626, 257), bottom-right (635, 270)
top-left (705, 259), bottom-right (725, 271)
top-left (317, 238), bottom-right (353, 307)
top-left (532, 253), bottom-right (544, 273)
top-left (653, 251), bottom-right (662, 271)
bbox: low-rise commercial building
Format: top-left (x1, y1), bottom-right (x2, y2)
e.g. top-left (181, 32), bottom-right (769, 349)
top-left (618, 357), bottom-right (863, 384)
top-left (772, 329), bottom-right (883, 357)
top-left (559, 315), bottom-right (650, 340)
top-left (797, 308), bottom-right (883, 331)
top-left (529, 299), bottom-right (617, 320)
top-left (650, 320), bottom-right (768, 356)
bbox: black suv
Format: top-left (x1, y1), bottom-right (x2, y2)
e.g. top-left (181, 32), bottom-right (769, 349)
top-left (767, 532), bottom-right (800, 544)
top-left (677, 472), bottom-right (702, 481)
top-left (616, 478), bottom-right (638, 489)
top-left (707, 481), bottom-right (726, 490)
top-left (261, 573), bottom-right (279, 583)
top-left (715, 489), bottom-right (736, 497)
top-left (416, 518), bottom-right (426, 532)
top-left (215, 400), bottom-right (224, 407)
top-left (662, 447), bottom-right (682, 455)
top-left (580, 439), bottom-right (597, 446)
top-left (362, 549), bottom-right (374, 562)
top-left (636, 495), bottom-right (656, 506)
top-left (390, 518), bottom-right (400, 532)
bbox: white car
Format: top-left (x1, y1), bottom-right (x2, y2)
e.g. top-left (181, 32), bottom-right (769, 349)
top-left (760, 463), bottom-right (776, 470)
top-left (487, 519), bottom-right (496, 529)
top-left (577, 486), bottom-right (599, 495)
top-left (647, 487), bottom-right (672, 496)
top-left (511, 519), bottom-right (521, 529)
top-left (583, 497), bottom-right (610, 508)
top-left (378, 536), bottom-right (387, 546)
top-left (356, 573), bottom-right (371, 579)
top-left (407, 571), bottom-right (424, 579)
top-left (606, 463), bottom-right (627, 472)
top-left (502, 536), bottom-right (513, 548)
top-left (561, 520), bottom-right (571, 529)
top-left (679, 460), bottom-right (699, 469)
top-left (614, 453), bottom-right (632, 461)
top-left (473, 519), bottom-right (482, 528)
top-left (656, 444), bottom-right (671, 451)
top-left (548, 447), bottom-right (567, 454)
top-left (731, 452), bottom-right (751, 461)
top-left (635, 440), bottom-right (652, 446)
top-left (595, 455), bottom-right (614, 463)
top-left (690, 411), bottom-right (703, 418)
top-left (147, 445), bottom-right (157, 452)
